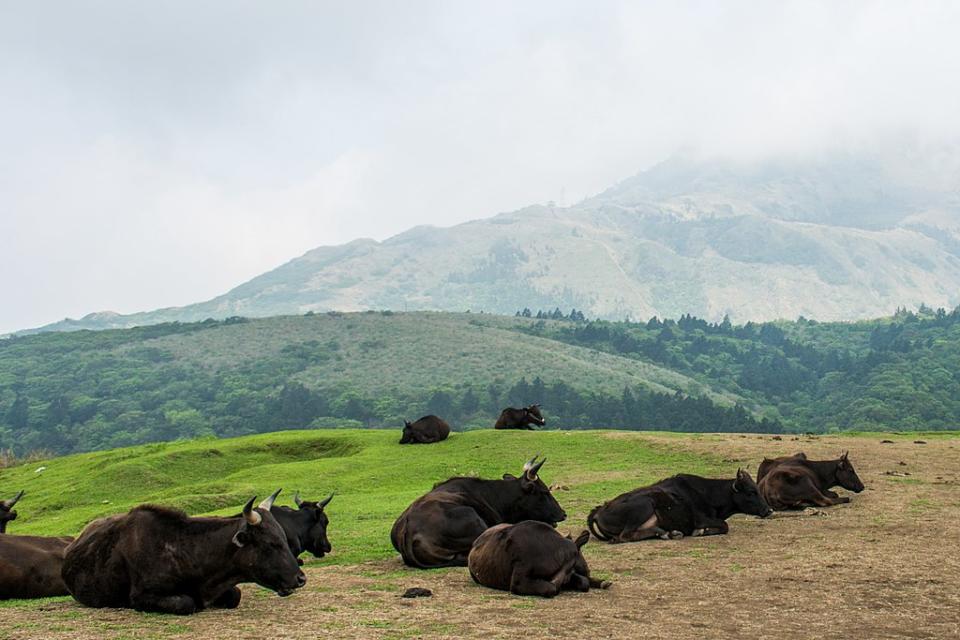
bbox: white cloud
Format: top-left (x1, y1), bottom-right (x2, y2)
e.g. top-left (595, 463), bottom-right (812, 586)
top-left (2, 1), bottom-right (960, 331)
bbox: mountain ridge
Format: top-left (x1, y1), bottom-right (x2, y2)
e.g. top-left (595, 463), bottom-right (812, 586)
top-left (16, 151), bottom-right (960, 335)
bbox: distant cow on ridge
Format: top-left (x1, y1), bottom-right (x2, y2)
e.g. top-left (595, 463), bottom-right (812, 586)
top-left (390, 455), bottom-right (567, 568)
top-left (495, 405), bottom-right (545, 430)
top-left (270, 491), bottom-right (334, 565)
top-left (400, 415), bottom-right (450, 444)
top-left (0, 491), bottom-right (24, 534)
top-left (758, 451), bottom-right (864, 510)
top-left (588, 469), bottom-right (772, 543)
top-left (62, 492), bottom-right (305, 614)
top-left (469, 521), bottom-right (610, 597)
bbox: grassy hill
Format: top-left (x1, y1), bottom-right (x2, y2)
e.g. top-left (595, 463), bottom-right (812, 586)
top-left (2, 307), bottom-right (960, 457)
top-left (2, 429), bottom-right (734, 564)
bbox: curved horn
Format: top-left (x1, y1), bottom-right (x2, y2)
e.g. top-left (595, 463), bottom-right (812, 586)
top-left (294, 491), bottom-right (304, 508)
top-left (259, 488), bottom-right (282, 511)
top-left (523, 454), bottom-right (546, 479)
top-left (319, 492), bottom-right (334, 508)
top-left (242, 496), bottom-right (262, 526)
top-left (2, 490), bottom-right (24, 509)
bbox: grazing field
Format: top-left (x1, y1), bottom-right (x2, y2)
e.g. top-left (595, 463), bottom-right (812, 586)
top-left (2, 429), bottom-right (958, 639)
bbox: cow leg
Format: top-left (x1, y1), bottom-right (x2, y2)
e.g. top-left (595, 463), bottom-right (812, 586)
top-left (565, 572), bottom-right (591, 592)
top-left (130, 590), bottom-right (197, 615)
top-left (691, 519), bottom-right (729, 537)
top-left (210, 586), bottom-right (242, 609)
top-left (510, 571), bottom-right (561, 598)
top-left (588, 576), bottom-right (612, 589)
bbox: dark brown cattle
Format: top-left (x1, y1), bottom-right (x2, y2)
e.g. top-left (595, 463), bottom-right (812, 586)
top-left (0, 491), bottom-right (24, 534)
top-left (468, 521), bottom-right (610, 597)
top-left (0, 534), bottom-right (73, 599)
top-left (758, 451), bottom-right (864, 510)
top-left (494, 405), bottom-right (545, 430)
top-left (588, 470), bottom-right (772, 543)
top-left (270, 491), bottom-right (334, 565)
top-left (390, 456), bottom-right (567, 568)
top-left (61, 493), bottom-right (305, 614)
top-left (757, 452), bottom-right (807, 482)
top-left (400, 415), bottom-right (451, 444)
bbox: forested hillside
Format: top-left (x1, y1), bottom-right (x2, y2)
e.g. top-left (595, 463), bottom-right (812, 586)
top-left (1, 307), bottom-right (958, 456)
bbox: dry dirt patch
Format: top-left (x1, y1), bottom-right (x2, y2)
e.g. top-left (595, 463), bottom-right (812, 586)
top-left (6, 435), bottom-right (959, 640)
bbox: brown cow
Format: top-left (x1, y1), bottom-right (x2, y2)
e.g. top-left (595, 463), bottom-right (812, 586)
top-left (468, 521), bottom-right (610, 597)
top-left (400, 415), bottom-right (451, 444)
top-left (758, 451), bottom-right (864, 510)
top-left (495, 405), bottom-right (545, 430)
top-left (0, 491), bottom-right (24, 534)
top-left (390, 456), bottom-right (566, 568)
top-left (0, 534), bottom-right (73, 599)
top-left (757, 452), bottom-right (807, 482)
top-left (62, 493), bottom-right (305, 614)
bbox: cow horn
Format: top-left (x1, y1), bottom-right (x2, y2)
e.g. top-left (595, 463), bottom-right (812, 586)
top-left (259, 488), bottom-right (282, 511)
top-left (1, 490), bottom-right (24, 509)
top-left (319, 492), bottom-right (334, 508)
top-left (242, 496), bottom-right (262, 526)
top-left (294, 491), bottom-right (304, 508)
top-left (523, 454), bottom-right (546, 479)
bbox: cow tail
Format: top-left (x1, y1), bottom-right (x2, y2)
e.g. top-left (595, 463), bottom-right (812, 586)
top-left (587, 505), bottom-right (610, 541)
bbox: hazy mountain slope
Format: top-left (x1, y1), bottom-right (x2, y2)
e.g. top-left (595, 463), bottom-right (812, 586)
top-left (22, 152), bottom-right (960, 334)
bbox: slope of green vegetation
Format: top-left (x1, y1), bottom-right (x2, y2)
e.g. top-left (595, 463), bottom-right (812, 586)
top-left (0, 429), bottom-right (734, 564)
top-left (2, 307), bottom-right (959, 457)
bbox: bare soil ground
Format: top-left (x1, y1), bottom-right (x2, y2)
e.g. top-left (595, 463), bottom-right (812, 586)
top-left (6, 435), bottom-right (959, 640)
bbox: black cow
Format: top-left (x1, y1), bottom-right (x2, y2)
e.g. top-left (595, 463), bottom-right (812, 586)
top-left (758, 451), bottom-right (864, 510)
top-left (468, 521), bottom-right (610, 597)
top-left (400, 415), bottom-right (451, 444)
top-left (0, 491), bottom-right (24, 534)
top-left (61, 492), bottom-right (305, 614)
top-left (0, 534), bottom-right (73, 599)
top-left (495, 405), bottom-right (545, 430)
top-left (588, 469), bottom-right (772, 543)
top-left (390, 455), bottom-right (567, 568)
top-left (271, 491), bottom-right (334, 565)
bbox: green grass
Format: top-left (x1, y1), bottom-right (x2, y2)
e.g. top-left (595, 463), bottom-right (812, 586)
top-left (1, 429), bottom-right (732, 564)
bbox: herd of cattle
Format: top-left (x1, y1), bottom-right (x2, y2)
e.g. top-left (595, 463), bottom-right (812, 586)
top-left (0, 406), bottom-right (865, 616)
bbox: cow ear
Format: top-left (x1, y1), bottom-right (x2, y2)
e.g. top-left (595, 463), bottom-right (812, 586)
top-left (502, 473), bottom-right (517, 481)
top-left (574, 530), bottom-right (590, 549)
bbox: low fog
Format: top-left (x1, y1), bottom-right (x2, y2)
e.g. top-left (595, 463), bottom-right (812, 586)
top-left (2, 1), bottom-right (960, 332)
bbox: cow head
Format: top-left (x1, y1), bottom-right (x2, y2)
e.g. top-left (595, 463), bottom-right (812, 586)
top-left (399, 421), bottom-right (413, 444)
top-left (731, 469), bottom-right (773, 518)
top-left (835, 452), bottom-right (864, 493)
top-left (0, 490), bottom-right (24, 533)
top-left (525, 405), bottom-right (546, 426)
top-left (293, 491), bottom-right (334, 557)
top-left (502, 455), bottom-right (567, 525)
top-left (232, 491), bottom-right (306, 596)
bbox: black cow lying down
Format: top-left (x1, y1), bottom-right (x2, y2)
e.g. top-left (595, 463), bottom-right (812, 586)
top-left (270, 491), bottom-right (334, 565)
top-left (0, 534), bottom-right (73, 599)
top-left (62, 493), bottom-right (305, 614)
top-left (588, 469), bottom-right (772, 543)
top-left (391, 455), bottom-right (566, 568)
top-left (469, 521), bottom-right (611, 597)
top-left (0, 490), bottom-right (24, 534)
top-left (400, 415), bottom-right (450, 444)
top-left (494, 405), bottom-right (545, 430)
top-left (758, 451), bottom-right (864, 510)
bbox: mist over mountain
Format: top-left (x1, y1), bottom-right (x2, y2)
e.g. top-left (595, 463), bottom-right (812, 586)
top-left (21, 151), bottom-right (960, 334)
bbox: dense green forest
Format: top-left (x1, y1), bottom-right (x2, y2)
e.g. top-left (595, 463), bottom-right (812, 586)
top-left (1, 307), bottom-right (958, 456)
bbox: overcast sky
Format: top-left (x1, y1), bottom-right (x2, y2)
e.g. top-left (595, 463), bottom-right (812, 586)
top-left (2, 1), bottom-right (960, 333)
